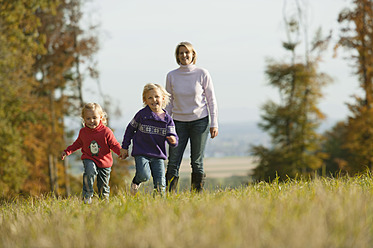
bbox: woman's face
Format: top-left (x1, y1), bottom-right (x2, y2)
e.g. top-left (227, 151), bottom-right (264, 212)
top-left (178, 46), bottom-right (194, 65)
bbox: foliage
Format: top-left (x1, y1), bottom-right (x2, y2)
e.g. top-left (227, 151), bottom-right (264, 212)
top-left (326, 0), bottom-right (373, 174)
top-left (0, 0), bottom-right (54, 194)
top-left (0, 0), bottom-right (100, 195)
top-left (1, 175), bottom-right (373, 248)
top-left (251, 1), bottom-right (331, 181)
top-left (320, 121), bottom-right (350, 175)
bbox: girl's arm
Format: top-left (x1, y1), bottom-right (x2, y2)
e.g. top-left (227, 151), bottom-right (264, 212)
top-left (61, 131), bottom-right (83, 159)
top-left (106, 128), bottom-right (122, 156)
top-left (166, 119), bottom-right (178, 147)
top-left (121, 113), bottom-right (140, 150)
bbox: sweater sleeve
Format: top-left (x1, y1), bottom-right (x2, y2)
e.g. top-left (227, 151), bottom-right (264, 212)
top-left (107, 129), bottom-right (122, 156)
top-left (121, 113), bottom-right (139, 149)
top-left (166, 118), bottom-right (178, 147)
top-left (64, 130), bottom-right (83, 156)
top-left (203, 71), bottom-right (218, 128)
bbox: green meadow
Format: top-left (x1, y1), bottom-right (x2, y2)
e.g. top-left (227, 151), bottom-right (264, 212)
top-left (1, 175), bottom-right (373, 248)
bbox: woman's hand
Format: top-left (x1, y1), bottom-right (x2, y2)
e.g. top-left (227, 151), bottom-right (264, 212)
top-left (210, 127), bottom-right (218, 139)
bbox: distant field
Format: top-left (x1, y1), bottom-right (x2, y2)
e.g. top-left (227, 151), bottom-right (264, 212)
top-left (126, 156), bottom-right (257, 190)
top-left (127, 156), bottom-right (257, 178)
top-left (179, 156), bottom-right (257, 178)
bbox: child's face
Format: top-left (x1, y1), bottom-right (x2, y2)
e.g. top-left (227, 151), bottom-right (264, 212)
top-left (83, 109), bottom-right (102, 129)
top-left (178, 46), bottom-right (194, 65)
top-left (145, 89), bottom-right (164, 113)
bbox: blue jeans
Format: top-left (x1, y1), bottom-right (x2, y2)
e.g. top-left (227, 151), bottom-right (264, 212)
top-left (167, 116), bottom-right (209, 177)
top-left (82, 159), bottom-right (111, 199)
top-left (133, 156), bottom-right (166, 194)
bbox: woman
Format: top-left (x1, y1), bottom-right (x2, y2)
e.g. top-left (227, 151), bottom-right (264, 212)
top-left (165, 41), bottom-right (218, 192)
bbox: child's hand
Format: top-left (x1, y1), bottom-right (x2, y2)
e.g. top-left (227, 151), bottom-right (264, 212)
top-left (119, 148), bottom-right (129, 159)
top-left (61, 151), bottom-right (67, 160)
top-left (166, 136), bottom-right (177, 145)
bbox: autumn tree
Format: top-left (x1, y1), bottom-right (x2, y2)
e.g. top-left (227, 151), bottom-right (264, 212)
top-left (0, 0), bottom-right (55, 195)
top-left (31, 0), bottom-right (100, 195)
top-left (0, 0), bottom-right (100, 196)
top-left (251, 0), bottom-right (331, 181)
top-left (331, 0), bottom-right (373, 173)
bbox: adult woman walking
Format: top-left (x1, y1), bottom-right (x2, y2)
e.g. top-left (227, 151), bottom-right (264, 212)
top-left (165, 41), bottom-right (218, 192)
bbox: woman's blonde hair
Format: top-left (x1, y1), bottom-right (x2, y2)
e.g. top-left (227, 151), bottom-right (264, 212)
top-left (175, 41), bottom-right (197, 65)
top-left (142, 83), bottom-right (170, 108)
top-left (81, 102), bottom-right (107, 126)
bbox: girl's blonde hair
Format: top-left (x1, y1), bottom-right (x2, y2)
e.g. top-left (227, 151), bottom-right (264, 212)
top-left (81, 102), bottom-right (107, 126)
top-left (142, 83), bottom-right (170, 108)
top-left (175, 41), bottom-right (197, 65)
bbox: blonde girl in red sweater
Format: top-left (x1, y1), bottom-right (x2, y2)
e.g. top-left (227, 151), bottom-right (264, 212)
top-left (62, 103), bottom-right (121, 204)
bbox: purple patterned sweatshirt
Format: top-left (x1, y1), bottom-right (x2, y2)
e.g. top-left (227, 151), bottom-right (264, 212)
top-left (121, 106), bottom-right (178, 160)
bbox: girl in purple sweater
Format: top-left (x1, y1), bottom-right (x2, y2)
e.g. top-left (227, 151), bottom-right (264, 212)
top-left (120, 83), bottom-right (178, 195)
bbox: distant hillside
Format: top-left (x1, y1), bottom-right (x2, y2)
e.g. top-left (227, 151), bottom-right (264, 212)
top-left (112, 121), bottom-right (269, 158)
top-left (201, 119), bottom-right (338, 157)
top-left (204, 122), bottom-right (268, 157)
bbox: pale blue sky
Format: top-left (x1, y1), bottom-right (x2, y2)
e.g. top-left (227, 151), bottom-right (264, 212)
top-left (82, 0), bottom-right (356, 129)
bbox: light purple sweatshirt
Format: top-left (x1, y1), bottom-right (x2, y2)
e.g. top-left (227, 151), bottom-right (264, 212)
top-left (165, 64), bottom-right (218, 128)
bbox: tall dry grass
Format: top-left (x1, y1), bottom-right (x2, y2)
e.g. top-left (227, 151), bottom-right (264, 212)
top-left (1, 175), bottom-right (373, 248)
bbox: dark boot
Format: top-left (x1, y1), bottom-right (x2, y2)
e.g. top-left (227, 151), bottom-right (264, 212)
top-left (166, 172), bottom-right (179, 192)
top-left (191, 172), bottom-right (206, 192)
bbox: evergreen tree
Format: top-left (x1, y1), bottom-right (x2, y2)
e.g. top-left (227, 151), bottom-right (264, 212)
top-left (320, 122), bottom-right (350, 176)
top-left (251, 1), bottom-right (331, 181)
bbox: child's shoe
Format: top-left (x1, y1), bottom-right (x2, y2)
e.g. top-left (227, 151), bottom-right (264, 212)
top-left (84, 197), bottom-right (92, 205)
top-left (130, 182), bottom-right (140, 195)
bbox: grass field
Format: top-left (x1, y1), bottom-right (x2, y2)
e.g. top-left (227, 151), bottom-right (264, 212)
top-left (2, 174), bottom-right (373, 248)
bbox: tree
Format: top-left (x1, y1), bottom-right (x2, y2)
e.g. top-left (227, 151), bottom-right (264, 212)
top-left (0, 0), bottom-right (100, 196)
top-left (32, 0), bottom-right (99, 195)
top-left (0, 0), bottom-right (54, 194)
top-left (251, 0), bottom-right (331, 181)
top-left (333, 0), bottom-right (373, 173)
top-left (320, 122), bottom-right (350, 175)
